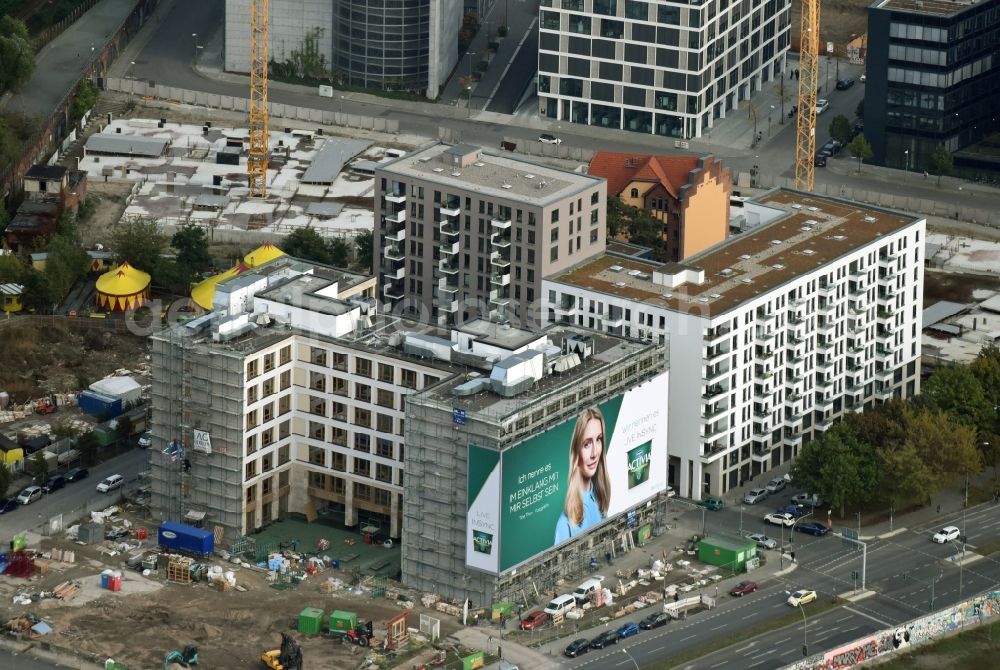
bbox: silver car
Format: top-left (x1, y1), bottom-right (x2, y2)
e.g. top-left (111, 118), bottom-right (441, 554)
top-left (747, 533), bottom-right (777, 550)
top-left (765, 477), bottom-right (787, 493)
top-left (743, 488), bottom-right (769, 504)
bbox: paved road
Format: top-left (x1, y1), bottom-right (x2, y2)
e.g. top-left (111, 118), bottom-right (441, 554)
top-left (0, 448), bottom-right (148, 536)
top-left (0, 649), bottom-right (70, 670)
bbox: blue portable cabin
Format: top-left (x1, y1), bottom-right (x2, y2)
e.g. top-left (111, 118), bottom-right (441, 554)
top-left (158, 521), bottom-right (215, 556)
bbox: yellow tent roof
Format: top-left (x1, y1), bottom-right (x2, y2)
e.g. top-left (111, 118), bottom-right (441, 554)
top-left (191, 264), bottom-right (243, 310)
top-left (95, 262), bottom-right (151, 296)
top-left (244, 242), bottom-right (285, 268)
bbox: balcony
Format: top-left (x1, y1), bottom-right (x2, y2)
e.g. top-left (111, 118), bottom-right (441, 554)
top-left (554, 297), bottom-right (577, 316)
top-left (383, 264), bottom-right (405, 280)
top-left (490, 251), bottom-right (510, 268)
top-left (483, 272), bottom-right (507, 288)
top-left (756, 346), bottom-right (774, 359)
top-left (490, 289), bottom-right (511, 307)
top-left (815, 338), bottom-right (833, 352)
top-left (875, 382), bottom-right (894, 400)
top-left (815, 394), bottom-right (835, 411)
top-left (879, 264), bottom-right (898, 281)
top-left (815, 417), bottom-right (835, 432)
top-left (756, 310), bottom-right (777, 322)
top-left (849, 281), bottom-right (866, 296)
top-left (754, 366), bottom-right (773, 382)
top-left (816, 374), bottom-right (834, 388)
top-left (818, 283), bottom-right (837, 296)
top-left (491, 216), bottom-right (512, 230)
top-left (816, 357), bottom-right (835, 372)
top-left (785, 372), bottom-right (804, 387)
top-left (384, 207), bottom-right (406, 224)
top-left (384, 225), bottom-right (406, 243)
top-left (385, 191), bottom-right (406, 204)
top-left (705, 362), bottom-right (731, 383)
top-left (817, 298), bottom-right (836, 316)
top-left (752, 445), bottom-right (772, 462)
top-left (875, 364), bottom-right (895, 382)
top-left (382, 281), bottom-right (404, 299)
top-left (437, 297), bottom-right (459, 313)
top-left (704, 342), bottom-right (730, 361)
top-left (438, 259), bottom-right (460, 275)
top-left (788, 333), bottom-right (805, 345)
top-left (702, 402), bottom-right (727, 420)
top-left (784, 432), bottom-right (803, 448)
top-left (605, 309), bottom-right (625, 327)
top-left (439, 277), bottom-right (459, 294)
top-left (784, 412), bottom-right (803, 429)
top-left (440, 240), bottom-right (460, 256)
top-left (439, 202), bottom-right (460, 217)
top-left (702, 384), bottom-right (727, 400)
top-left (703, 418), bottom-right (729, 442)
top-left (490, 232), bottom-right (512, 248)
top-left (705, 324), bottom-right (732, 344)
top-left (756, 327), bottom-right (776, 343)
top-left (383, 244), bottom-right (404, 261)
top-left (788, 312), bottom-right (805, 325)
top-left (700, 441), bottom-right (727, 462)
top-left (875, 345), bottom-right (893, 359)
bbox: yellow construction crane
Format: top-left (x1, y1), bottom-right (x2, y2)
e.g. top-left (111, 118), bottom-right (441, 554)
top-left (794, 0), bottom-right (820, 192)
top-left (248, 0), bottom-right (270, 198)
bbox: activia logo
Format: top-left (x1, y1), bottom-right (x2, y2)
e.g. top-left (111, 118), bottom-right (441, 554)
top-left (473, 530), bottom-right (493, 554)
top-left (627, 441), bottom-right (652, 489)
top-left (162, 531), bottom-right (177, 540)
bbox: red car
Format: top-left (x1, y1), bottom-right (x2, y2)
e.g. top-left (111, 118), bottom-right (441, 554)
top-left (729, 580), bottom-right (758, 597)
top-left (520, 610), bottom-right (549, 631)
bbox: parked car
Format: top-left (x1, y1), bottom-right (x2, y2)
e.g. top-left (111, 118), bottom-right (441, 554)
top-left (852, 120), bottom-right (865, 136)
top-left (764, 512), bottom-right (796, 527)
top-left (836, 78), bottom-right (856, 90)
top-left (787, 589), bottom-right (817, 606)
top-left (520, 610), bottom-right (548, 631)
top-left (138, 432), bottom-right (152, 449)
top-left (819, 139), bottom-right (842, 156)
top-left (15, 486), bottom-right (43, 505)
top-left (795, 521), bottom-right (830, 536)
top-left (616, 622), bottom-right (641, 639)
top-left (42, 475), bottom-right (66, 494)
top-left (777, 504), bottom-right (810, 518)
top-left (743, 488), bottom-right (769, 505)
top-left (639, 611), bottom-right (670, 630)
top-left (814, 153), bottom-right (827, 167)
top-left (699, 496), bottom-right (725, 511)
top-left (564, 638), bottom-right (591, 658)
top-left (765, 477), bottom-right (787, 494)
top-left (791, 493), bottom-right (824, 508)
top-left (64, 467), bottom-right (89, 482)
top-left (730, 580), bottom-right (758, 597)
top-left (590, 630), bottom-right (619, 649)
top-left (96, 474), bottom-right (124, 493)
top-left (816, 99), bottom-right (830, 114)
top-left (105, 527), bottom-right (131, 541)
top-left (0, 498), bottom-right (18, 514)
top-left (860, 73), bottom-right (867, 82)
top-left (539, 133), bottom-right (562, 145)
top-left (932, 526), bottom-right (960, 544)
top-left (747, 533), bottom-right (777, 550)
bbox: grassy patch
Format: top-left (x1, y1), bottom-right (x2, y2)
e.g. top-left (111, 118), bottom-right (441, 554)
top-left (974, 538), bottom-right (1000, 556)
top-left (644, 598), bottom-right (845, 670)
top-left (871, 619), bottom-right (1000, 670)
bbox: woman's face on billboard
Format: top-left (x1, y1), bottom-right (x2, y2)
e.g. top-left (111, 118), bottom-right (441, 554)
top-left (578, 417), bottom-right (604, 480)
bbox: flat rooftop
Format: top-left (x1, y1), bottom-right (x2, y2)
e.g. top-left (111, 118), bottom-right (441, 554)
top-left (875, 0), bottom-right (976, 16)
top-left (377, 142), bottom-right (602, 206)
top-left (551, 189), bottom-right (922, 317)
top-left (423, 325), bottom-right (661, 418)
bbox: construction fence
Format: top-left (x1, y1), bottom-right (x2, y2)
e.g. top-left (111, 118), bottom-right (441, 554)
top-left (104, 78), bottom-right (399, 135)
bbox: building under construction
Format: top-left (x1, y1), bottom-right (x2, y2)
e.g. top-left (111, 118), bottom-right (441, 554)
top-left (402, 324), bottom-right (669, 607)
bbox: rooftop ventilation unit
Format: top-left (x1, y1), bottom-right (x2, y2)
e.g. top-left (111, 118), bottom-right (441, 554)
top-left (740, 278), bottom-right (753, 284)
top-left (524, 174), bottom-right (535, 179)
top-left (802, 249), bottom-right (816, 256)
top-left (800, 227), bottom-right (813, 232)
top-left (501, 183), bottom-right (512, 189)
top-left (791, 204), bottom-right (803, 209)
top-left (418, 156), bottom-right (433, 162)
top-left (609, 265), bottom-right (625, 272)
top-left (699, 297), bottom-right (709, 303)
top-left (474, 162), bottom-right (485, 167)
top-left (709, 293), bottom-right (722, 299)
top-left (739, 254), bottom-right (751, 260)
top-left (537, 180), bottom-right (548, 189)
top-left (614, 281), bottom-right (627, 287)
top-left (720, 268), bottom-right (734, 276)
top-left (451, 171), bottom-right (462, 177)
top-left (636, 272), bottom-right (650, 280)
top-left (773, 263), bottom-right (786, 270)
top-left (661, 293), bottom-right (672, 299)
top-left (628, 269), bottom-right (642, 276)
top-left (864, 216), bottom-right (877, 222)
top-left (808, 206), bottom-right (819, 212)
top-left (770, 240), bottom-right (783, 246)
top-left (432, 167), bottom-right (444, 173)
top-left (805, 219), bottom-right (818, 225)
top-left (832, 235), bottom-right (846, 241)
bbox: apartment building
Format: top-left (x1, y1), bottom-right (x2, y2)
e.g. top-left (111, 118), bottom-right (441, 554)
top-left (403, 322), bottom-right (668, 606)
top-left (537, 0), bottom-right (791, 139)
top-left (149, 257), bottom-right (458, 542)
top-left (224, 0), bottom-right (462, 97)
top-left (544, 189), bottom-right (925, 499)
top-left (374, 142), bottom-right (607, 328)
top-left (865, 0), bottom-right (1000, 170)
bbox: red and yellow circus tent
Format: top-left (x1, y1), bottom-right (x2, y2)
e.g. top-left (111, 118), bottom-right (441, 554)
top-left (95, 261), bottom-right (151, 312)
top-left (190, 243), bottom-right (285, 311)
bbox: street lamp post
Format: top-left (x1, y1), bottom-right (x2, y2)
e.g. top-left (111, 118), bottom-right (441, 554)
top-left (769, 105), bottom-right (775, 135)
top-left (904, 149), bottom-right (909, 173)
top-left (786, 591), bottom-right (809, 656)
top-left (740, 505), bottom-right (744, 533)
top-left (622, 648), bottom-right (641, 670)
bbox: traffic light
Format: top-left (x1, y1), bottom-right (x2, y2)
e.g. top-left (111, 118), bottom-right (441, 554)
top-left (802, 644), bottom-right (808, 657)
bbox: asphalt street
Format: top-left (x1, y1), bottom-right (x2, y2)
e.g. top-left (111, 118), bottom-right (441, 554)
top-left (0, 448), bottom-right (148, 537)
top-left (0, 649), bottom-right (68, 670)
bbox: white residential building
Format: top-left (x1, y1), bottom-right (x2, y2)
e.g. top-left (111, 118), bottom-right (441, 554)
top-left (537, 0), bottom-right (791, 139)
top-left (543, 189), bottom-right (925, 499)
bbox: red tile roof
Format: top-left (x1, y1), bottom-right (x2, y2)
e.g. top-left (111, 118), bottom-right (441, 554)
top-left (589, 152), bottom-right (701, 199)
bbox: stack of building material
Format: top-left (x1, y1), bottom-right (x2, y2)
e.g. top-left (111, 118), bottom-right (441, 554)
top-left (53, 581), bottom-right (79, 600)
top-left (166, 556), bottom-right (193, 584)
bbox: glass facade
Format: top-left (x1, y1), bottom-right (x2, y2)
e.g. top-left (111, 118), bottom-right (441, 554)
top-left (333, 0), bottom-right (431, 89)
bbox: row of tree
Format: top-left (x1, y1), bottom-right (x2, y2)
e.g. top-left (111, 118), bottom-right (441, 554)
top-left (828, 111), bottom-right (953, 183)
top-left (0, 17), bottom-right (35, 94)
top-left (790, 346), bottom-right (1000, 517)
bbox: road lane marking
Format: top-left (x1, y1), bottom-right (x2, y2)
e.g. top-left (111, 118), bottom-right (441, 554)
top-left (710, 662), bottom-right (728, 668)
top-left (680, 634), bottom-right (697, 641)
top-left (774, 637), bottom-right (791, 645)
top-left (836, 615), bottom-right (852, 623)
top-left (712, 623), bottom-right (728, 631)
top-left (844, 606), bottom-right (892, 627)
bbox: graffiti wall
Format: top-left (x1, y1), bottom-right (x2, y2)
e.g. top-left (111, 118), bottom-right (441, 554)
top-left (781, 590), bottom-right (1000, 670)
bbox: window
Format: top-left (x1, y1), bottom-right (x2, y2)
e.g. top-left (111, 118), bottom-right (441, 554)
top-left (377, 389), bottom-right (395, 408)
top-left (355, 383), bottom-right (371, 402)
top-left (280, 370), bottom-right (291, 390)
top-left (332, 453), bottom-right (346, 471)
top-left (246, 409), bottom-right (258, 428)
top-left (376, 464), bottom-right (392, 483)
top-left (630, 187), bottom-right (639, 198)
top-left (355, 407), bottom-right (371, 427)
top-left (245, 461), bottom-right (257, 480)
top-left (401, 369), bottom-right (418, 389)
top-left (279, 345), bottom-right (291, 365)
top-left (354, 433), bottom-right (371, 452)
top-left (353, 458), bottom-right (371, 477)
top-left (378, 363), bottom-right (394, 383)
top-left (551, 247), bottom-right (559, 262)
top-left (332, 352), bottom-right (347, 371)
top-left (245, 434), bottom-right (257, 455)
top-left (355, 358), bottom-right (372, 377)
top-left (246, 360), bottom-right (259, 379)
top-left (377, 438), bottom-right (393, 458)
top-left (263, 353), bottom-right (275, 371)
top-left (377, 413), bottom-right (394, 433)
top-left (310, 347), bottom-right (326, 366)
top-left (246, 387), bottom-right (258, 404)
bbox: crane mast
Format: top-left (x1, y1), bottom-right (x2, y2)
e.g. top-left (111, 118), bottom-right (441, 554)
top-left (794, 0), bottom-right (820, 192)
top-left (248, 0), bottom-right (270, 198)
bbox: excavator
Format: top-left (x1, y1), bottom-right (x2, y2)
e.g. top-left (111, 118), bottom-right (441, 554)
top-left (163, 646), bottom-right (198, 670)
top-left (262, 633), bottom-right (303, 670)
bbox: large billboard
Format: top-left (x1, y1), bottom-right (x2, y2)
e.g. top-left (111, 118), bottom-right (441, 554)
top-left (466, 372), bottom-right (669, 574)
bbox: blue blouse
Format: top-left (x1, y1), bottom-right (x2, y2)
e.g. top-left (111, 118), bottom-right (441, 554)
top-left (554, 485), bottom-right (604, 544)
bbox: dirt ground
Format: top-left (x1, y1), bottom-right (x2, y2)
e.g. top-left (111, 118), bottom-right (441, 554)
top-left (1, 518), bottom-right (460, 670)
top-left (923, 270), bottom-right (1000, 305)
top-left (790, 0), bottom-right (869, 53)
top-left (0, 319), bottom-right (149, 404)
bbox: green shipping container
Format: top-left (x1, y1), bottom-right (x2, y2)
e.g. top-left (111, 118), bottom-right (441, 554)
top-left (697, 534), bottom-right (757, 572)
top-left (328, 610), bottom-right (357, 634)
top-left (298, 607), bottom-right (325, 635)
top-left (491, 603), bottom-right (513, 621)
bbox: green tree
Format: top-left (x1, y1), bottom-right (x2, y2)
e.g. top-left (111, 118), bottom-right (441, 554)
top-left (18, 268), bottom-right (55, 312)
top-left (903, 406), bottom-right (982, 487)
top-left (152, 258), bottom-right (196, 294)
top-left (0, 17), bottom-right (35, 93)
top-left (926, 144), bottom-right (954, 187)
top-left (29, 450), bottom-right (49, 483)
top-left (282, 227), bottom-right (333, 264)
top-left (110, 216), bottom-right (164, 273)
top-left (921, 365), bottom-right (995, 433)
top-left (0, 462), bottom-right (10, 500)
top-left (877, 441), bottom-right (938, 506)
top-left (606, 197), bottom-right (628, 238)
top-left (790, 423), bottom-right (876, 517)
top-left (76, 431), bottom-right (100, 466)
top-left (44, 234), bottom-right (88, 300)
top-left (71, 79), bottom-right (99, 121)
top-left (971, 345), bottom-right (1000, 411)
top-left (171, 223), bottom-right (212, 274)
top-left (848, 134), bottom-right (873, 173)
top-left (354, 230), bottom-right (373, 272)
top-left (0, 253), bottom-right (24, 283)
top-left (327, 238), bottom-right (350, 267)
top-left (829, 115), bottom-right (853, 146)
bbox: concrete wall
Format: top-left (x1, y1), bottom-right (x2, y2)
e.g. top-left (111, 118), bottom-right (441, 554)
top-left (104, 78), bottom-right (399, 134)
top-left (225, 0), bottom-right (334, 75)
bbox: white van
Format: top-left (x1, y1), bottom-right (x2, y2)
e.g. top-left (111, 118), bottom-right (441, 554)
top-left (573, 576), bottom-right (606, 605)
top-left (543, 594), bottom-right (577, 617)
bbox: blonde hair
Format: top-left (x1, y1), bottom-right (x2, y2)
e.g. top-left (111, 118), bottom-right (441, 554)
top-left (563, 407), bottom-right (611, 527)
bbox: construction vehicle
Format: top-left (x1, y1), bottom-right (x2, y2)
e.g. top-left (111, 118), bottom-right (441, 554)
top-left (328, 610), bottom-right (373, 646)
top-left (262, 633), bottom-right (303, 670)
top-left (35, 398), bottom-right (57, 415)
top-left (163, 645), bottom-right (198, 669)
